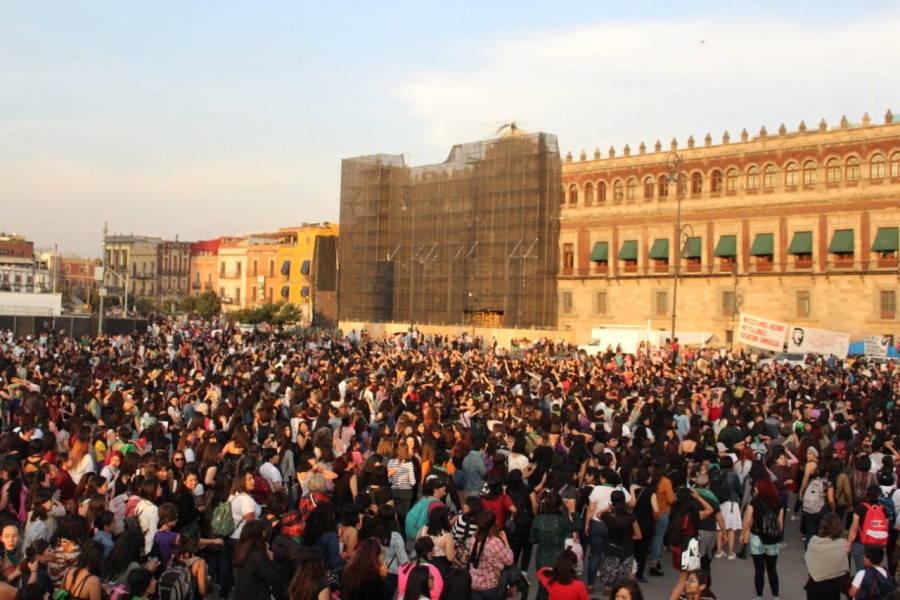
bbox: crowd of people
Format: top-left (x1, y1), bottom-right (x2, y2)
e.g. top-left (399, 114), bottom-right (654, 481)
top-left (0, 320), bottom-right (898, 600)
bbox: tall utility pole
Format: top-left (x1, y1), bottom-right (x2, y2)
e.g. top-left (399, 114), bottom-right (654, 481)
top-left (668, 153), bottom-right (685, 342)
top-left (98, 222), bottom-right (107, 336)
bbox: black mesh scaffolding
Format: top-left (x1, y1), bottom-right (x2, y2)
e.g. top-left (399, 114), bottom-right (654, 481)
top-left (338, 130), bottom-right (560, 328)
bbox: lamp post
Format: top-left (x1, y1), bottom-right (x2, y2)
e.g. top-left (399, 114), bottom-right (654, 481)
top-left (98, 223), bottom-right (107, 336)
top-left (106, 266), bottom-right (129, 317)
top-left (730, 267), bottom-right (744, 352)
top-left (667, 153), bottom-right (687, 343)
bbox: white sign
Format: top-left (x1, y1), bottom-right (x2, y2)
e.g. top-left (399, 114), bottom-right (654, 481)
top-left (786, 326), bottom-right (850, 358)
top-left (98, 287), bottom-right (108, 297)
top-left (864, 335), bottom-right (890, 357)
top-left (737, 313), bottom-right (787, 352)
top-left (94, 266), bottom-right (104, 282)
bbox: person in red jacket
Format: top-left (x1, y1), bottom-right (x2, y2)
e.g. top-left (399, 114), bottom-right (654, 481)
top-left (537, 548), bottom-right (588, 600)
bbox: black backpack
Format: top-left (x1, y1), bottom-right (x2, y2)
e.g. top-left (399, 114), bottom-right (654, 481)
top-left (856, 566), bottom-right (896, 600)
top-left (755, 506), bottom-right (782, 544)
top-left (157, 561), bottom-right (193, 600)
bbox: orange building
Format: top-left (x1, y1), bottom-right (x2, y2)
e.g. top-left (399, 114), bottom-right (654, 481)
top-left (189, 239), bottom-right (221, 298)
top-left (244, 234), bottom-right (281, 307)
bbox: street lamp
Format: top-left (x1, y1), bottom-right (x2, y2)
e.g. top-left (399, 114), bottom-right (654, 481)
top-left (98, 223), bottom-right (108, 336)
top-left (730, 267), bottom-right (744, 352)
top-left (667, 152), bottom-right (690, 343)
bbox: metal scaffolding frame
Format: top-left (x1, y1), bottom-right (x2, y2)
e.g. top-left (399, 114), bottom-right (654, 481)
top-left (338, 130), bottom-right (561, 328)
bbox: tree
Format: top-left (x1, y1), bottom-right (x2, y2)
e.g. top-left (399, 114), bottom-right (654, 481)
top-left (194, 291), bottom-right (222, 319)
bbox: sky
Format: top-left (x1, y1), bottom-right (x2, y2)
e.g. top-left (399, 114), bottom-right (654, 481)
top-left (3, 1), bottom-right (899, 256)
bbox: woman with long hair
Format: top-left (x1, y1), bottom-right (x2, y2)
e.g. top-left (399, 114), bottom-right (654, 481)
top-left (666, 487), bottom-right (713, 600)
top-left (0, 461), bottom-right (27, 523)
top-left (388, 443), bottom-right (417, 530)
top-left (676, 569), bottom-right (716, 600)
top-left (739, 478), bottom-right (783, 600)
top-left (340, 538), bottom-right (391, 600)
top-left (536, 548), bottom-right (588, 600)
top-left (102, 528), bottom-right (152, 586)
top-left (468, 511), bottom-right (514, 600)
top-left (415, 505), bottom-right (455, 573)
top-left (648, 458), bottom-right (675, 577)
top-left (373, 505), bottom-right (407, 599)
top-left (232, 520), bottom-right (278, 600)
top-left (397, 537), bottom-right (443, 600)
top-left (529, 491), bottom-right (581, 600)
top-left (596, 490), bottom-right (641, 595)
top-left (302, 507), bottom-right (345, 578)
top-left (68, 431), bottom-right (96, 488)
top-left (402, 565), bottom-right (433, 600)
top-left (287, 547), bottom-right (330, 600)
top-left (630, 467), bottom-right (656, 583)
top-left (480, 474), bottom-right (517, 532)
top-left (47, 514), bottom-right (90, 588)
top-left (60, 540), bottom-right (103, 600)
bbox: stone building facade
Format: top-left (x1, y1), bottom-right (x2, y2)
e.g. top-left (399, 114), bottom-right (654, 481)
top-left (559, 112), bottom-right (900, 347)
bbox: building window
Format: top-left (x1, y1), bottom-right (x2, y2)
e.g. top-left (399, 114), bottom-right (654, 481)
top-left (584, 182), bottom-right (594, 205)
top-left (626, 178), bottom-right (637, 200)
top-left (613, 180), bottom-right (624, 201)
top-left (725, 168), bottom-right (738, 192)
top-left (881, 290), bottom-right (897, 319)
top-left (846, 156), bottom-right (861, 181)
top-left (598, 182), bottom-right (607, 203)
top-left (236, 262), bottom-right (242, 276)
top-left (785, 162), bottom-right (799, 187)
top-left (562, 291), bottom-right (573, 314)
top-left (803, 160), bottom-right (817, 186)
top-left (235, 288), bottom-right (241, 304)
top-left (251, 286), bottom-right (257, 301)
top-left (658, 175), bottom-right (669, 198)
top-left (747, 166), bottom-right (760, 190)
top-left (594, 291), bottom-right (608, 315)
top-left (891, 152), bottom-right (900, 178)
top-left (219, 263), bottom-right (225, 276)
top-left (643, 177), bottom-right (655, 200)
top-left (871, 153), bottom-right (886, 180)
top-left (826, 158), bottom-right (841, 183)
top-left (722, 291), bottom-right (735, 317)
top-left (690, 172), bottom-right (702, 196)
top-left (761, 165), bottom-right (776, 189)
top-left (828, 229), bottom-right (855, 267)
top-left (568, 184), bottom-right (578, 205)
top-left (252, 260), bottom-right (258, 276)
top-left (562, 243), bottom-right (574, 274)
top-left (560, 187), bottom-right (566, 205)
top-left (710, 170), bottom-right (723, 193)
top-left (219, 287), bottom-right (225, 297)
top-left (654, 290), bottom-right (668, 317)
top-left (796, 290), bottom-right (811, 318)
top-left (269, 260), bottom-right (275, 277)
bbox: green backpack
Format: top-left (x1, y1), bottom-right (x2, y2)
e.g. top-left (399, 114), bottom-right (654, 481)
top-left (210, 496), bottom-right (236, 537)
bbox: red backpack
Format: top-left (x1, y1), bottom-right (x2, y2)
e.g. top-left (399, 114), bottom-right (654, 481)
top-left (860, 503), bottom-right (890, 546)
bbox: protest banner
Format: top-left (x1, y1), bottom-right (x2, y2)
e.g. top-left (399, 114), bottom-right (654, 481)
top-left (864, 335), bottom-right (890, 357)
top-left (786, 326), bottom-right (850, 358)
top-left (737, 313), bottom-right (787, 352)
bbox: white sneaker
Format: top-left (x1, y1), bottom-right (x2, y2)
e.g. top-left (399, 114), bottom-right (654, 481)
top-left (790, 514), bottom-right (800, 521)
top-left (779, 541), bottom-right (787, 549)
top-left (727, 552), bottom-right (736, 560)
top-left (714, 550), bottom-right (726, 559)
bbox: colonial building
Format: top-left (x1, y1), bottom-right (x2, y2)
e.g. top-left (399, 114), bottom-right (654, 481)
top-left (104, 235), bottom-right (160, 302)
top-left (58, 255), bottom-right (99, 300)
top-left (189, 239), bottom-right (221, 298)
top-left (276, 223), bottom-right (339, 326)
top-left (0, 235), bottom-right (36, 293)
top-left (157, 240), bottom-right (191, 300)
top-left (559, 111), bottom-right (900, 346)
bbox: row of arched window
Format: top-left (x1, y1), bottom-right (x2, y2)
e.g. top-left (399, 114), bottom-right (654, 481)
top-left (562, 151), bottom-right (900, 205)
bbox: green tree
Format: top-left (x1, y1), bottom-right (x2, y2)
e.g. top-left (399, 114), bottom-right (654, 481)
top-left (194, 291), bottom-right (222, 319)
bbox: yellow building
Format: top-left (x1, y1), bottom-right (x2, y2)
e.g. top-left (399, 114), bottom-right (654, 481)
top-left (217, 237), bottom-right (248, 312)
top-left (277, 223), bottom-right (339, 325)
top-left (245, 234), bottom-right (280, 307)
top-left (189, 239), bottom-right (221, 298)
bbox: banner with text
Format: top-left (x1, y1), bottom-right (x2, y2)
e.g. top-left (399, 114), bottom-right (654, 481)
top-left (864, 335), bottom-right (890, 357)
top-left (786, 326), bottom-right (850, 358)
top-left (737, 313), bottom-right (787, 352)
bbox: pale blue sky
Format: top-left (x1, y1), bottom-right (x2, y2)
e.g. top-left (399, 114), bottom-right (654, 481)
top-left (3, 1), bottom-right (898, 255)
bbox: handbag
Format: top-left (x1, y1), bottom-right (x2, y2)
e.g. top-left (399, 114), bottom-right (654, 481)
top-left (680, 537), bottom-right (701, 571)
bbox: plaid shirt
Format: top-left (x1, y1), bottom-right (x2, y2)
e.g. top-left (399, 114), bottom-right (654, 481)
top-left (468, 535), bottom-right (514, 591)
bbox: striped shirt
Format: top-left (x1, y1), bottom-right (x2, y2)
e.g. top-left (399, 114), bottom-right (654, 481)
top-left (388, 459), bottom-right (416, 490)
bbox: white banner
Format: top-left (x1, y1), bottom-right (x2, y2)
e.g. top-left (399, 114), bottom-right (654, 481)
top-left (786, 326), bottom-right (850, 358)
top-left (864, 335), bottom-right (890, 357)
top-left (737, 313), bottom-right (787, 352)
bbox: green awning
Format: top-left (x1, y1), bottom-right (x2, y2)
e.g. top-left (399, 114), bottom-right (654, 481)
top-left (749, 233), bottom-right (774, 256)
top-left (788, 231), bottom-right (813, 255)
top-left (618, 240), bottom-right (638, 261)
top-left (684, 237), bottom-right (702, 259)
top-left (714, 235), bottom-right (737, 257)
top-left (648, 239), bottom-right (669, 260)
top-left (872, 227), bottom-right (899, 252)
top-left (828, 229), bottom-right (854, 253)
top-left (589, 242), bottom-right (609, 262)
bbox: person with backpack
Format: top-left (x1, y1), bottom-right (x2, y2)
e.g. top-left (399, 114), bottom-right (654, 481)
top-left (848, 544), bottom-right (897, 600)
top-left (739, 478), bottom-right (783, 600)
top-left (709, 458), bottom-right (742, 560)
top-left (232, 520), bottom-right (279, 600)
top-left (847, 485), bottom-right (891, 573)
top-left (405, 479), bottom-right (446, 541)
top-left (800, 462), bottom-right (834, 549)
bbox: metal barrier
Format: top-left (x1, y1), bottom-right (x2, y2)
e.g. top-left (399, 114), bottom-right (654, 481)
top-left (0, 315), bottom-right (148, 338)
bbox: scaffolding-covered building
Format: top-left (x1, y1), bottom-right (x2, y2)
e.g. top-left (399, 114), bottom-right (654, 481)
top-left (339, 129), bottom-right (561, 328)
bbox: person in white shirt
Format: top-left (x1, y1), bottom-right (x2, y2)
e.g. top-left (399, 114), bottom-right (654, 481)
top-left (848, 544), bottom-right (891, 598)
top-left (230, 469), bottom-right (262, 543)
top-left (259, 448), bottom-right (284, 493)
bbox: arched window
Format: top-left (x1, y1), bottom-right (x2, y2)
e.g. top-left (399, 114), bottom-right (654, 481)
top-left (763, 165), bottom-right (777, 189)
top-left (747, 166), bottom-right (760, 190)
top-left (784, 162), bottom-right (799, 187)
top-left (690, 172), bottom-right (703, 195)
top-left (560, 187), bottom-right (566, 205)
top-left (710, 170), bottom-right (723, 193)
top-left (643, 176), bottom-right (655, 200)
top-left (613, 180), bottom-right (624, 201)
top-left (725, 168), bottom-right (739, 192)
top-left (584, 182), bottom-right (594, 205)
top-left (568, 184), bottom-right (578, 205)
top-left (658, 175), bottom-right (669, 198)
top-left (826, 158), bottom-right (841, 183)
top-left (891, 152), bottom-right (900, 178)
top-left (870, 153), bottom-right (885, 179)
top-left (597, 181), bottom-right (607, 203)
top-left (803, 160), bottom-right (817, 186)
top-left (846, 156), bottom-right (861, 181)
top-left (626, 178), bottom-right (637, 200)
